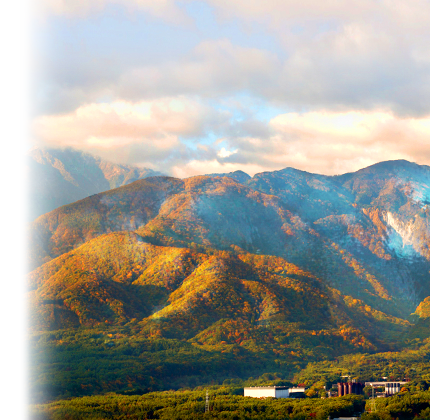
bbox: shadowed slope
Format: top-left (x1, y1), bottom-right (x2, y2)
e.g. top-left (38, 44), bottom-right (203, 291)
top-left (29, 231), bottom-right (409, 348)
top-left (29, 176), bottom-right (184, 269)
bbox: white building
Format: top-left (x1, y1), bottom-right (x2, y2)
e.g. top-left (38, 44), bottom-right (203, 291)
top-left (365, 381), bottom-right (407, 396)
top-left (244, 386), bottom-right (306, 398)
top-left (331, 417), bottom-right (359, 420)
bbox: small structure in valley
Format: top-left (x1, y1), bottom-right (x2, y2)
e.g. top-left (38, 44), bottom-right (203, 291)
top-left (337, 381), bottom-right (365, 396)
top-left (331, 417), bottom-right (359, 420)
top-left (365, 381), bottom-right (408, 397)
top-left (244, 386), bottom-right (305, 398)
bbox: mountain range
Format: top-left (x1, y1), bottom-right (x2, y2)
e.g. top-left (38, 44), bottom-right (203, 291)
top-left (28, 152), bottom-right (430, 402)
top-left (29, 158), bottom-right (430, 316)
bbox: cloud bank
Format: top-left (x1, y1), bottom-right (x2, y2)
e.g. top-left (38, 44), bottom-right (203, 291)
top-left (34, 101), bottom-right (430, 177)
top-left (32, 0), bottom-right (430, 177)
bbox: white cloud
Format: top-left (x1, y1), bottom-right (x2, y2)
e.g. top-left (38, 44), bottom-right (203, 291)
top-left (270, 111), bottom-right (393, 140)
top-left (202, 0), bottom-right (430, 115)
top-left (38, 0), bottom-right (191, 24)
top-left (254, 110), bottom-right (430, 174)
top-left (32, 101), bottom-right (430, 177)
top-left (33, 0), bottom-right (430, 176)
top-left (32, 97), bottom-right (221, 159)
top-left (171, 159), bottom-right (266, 178)
top-left (217, 147), bottom-right (237, 158)
top-left (208, 0), bottom-right (430, 33)
top-left (117, 39), bottom-right (280, 100)
top-left (36, 1), bottom-right (430, 117)
top-left (89, 28), bottom-right (430, 117)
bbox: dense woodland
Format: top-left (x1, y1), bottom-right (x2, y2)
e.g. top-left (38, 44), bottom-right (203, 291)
top-left (29, 321), bottom-right (430, 403)
top-left (30, 389), bottom-right (366, 420)
top-left (30, 388), bottom-right (430, 420)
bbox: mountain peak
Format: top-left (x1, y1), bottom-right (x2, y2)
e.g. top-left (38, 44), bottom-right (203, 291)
top-left (205, 170), bottom-right (251, 184)
top-left (346, 159), bottom-right (427, 176)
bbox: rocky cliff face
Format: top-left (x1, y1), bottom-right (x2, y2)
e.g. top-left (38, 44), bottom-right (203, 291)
top-left (28, 148), bottom-right (164, 221)
top-left (242, 161), bottom-right (430, 314)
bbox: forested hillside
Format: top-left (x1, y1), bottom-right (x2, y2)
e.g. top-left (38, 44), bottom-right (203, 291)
top-left (30, 388), bottom-right (430, 420)
top-left (28, 160), bottom-right (430, 405)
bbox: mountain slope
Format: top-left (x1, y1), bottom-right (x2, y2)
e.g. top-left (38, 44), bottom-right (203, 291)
top-left (244, 162), bottom-right (430, 315)
top-left (28, 159), bottom-right (430, 320)
top-left (29, 231), bottom-right (409, 347)
top-left (205, 170), bottom-right (251, 184)
top-left (28, 159), bottom-right (430, 404)
top-left (28, 148), bottom-right (164, 221)
top-left (336, 160), bottom-right (430, 260)
top-left (30, 174), bottom-right (415, 317)
top-left (29, 176), bottom-right (183, 268)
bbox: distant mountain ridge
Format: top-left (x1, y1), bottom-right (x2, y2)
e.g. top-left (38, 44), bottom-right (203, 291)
top-left (205, 170), bottom-right (252, 184)
top-left (28, 148), bottom-right (165, 221)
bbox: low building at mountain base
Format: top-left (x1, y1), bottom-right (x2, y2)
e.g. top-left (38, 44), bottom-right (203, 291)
top-left (365, 381), bottom-right (408, 397)
top-left (244, 386), bottom-right (306, 398)
top-left (337, 381), bottom-right (365, 396)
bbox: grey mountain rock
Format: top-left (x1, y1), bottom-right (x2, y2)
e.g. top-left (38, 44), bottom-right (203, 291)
top-left (28, 148), bottom-right (165, 221)
top-left (205, 170), bottom-right (251, 184)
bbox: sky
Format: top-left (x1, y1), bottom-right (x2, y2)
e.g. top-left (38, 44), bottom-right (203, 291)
top-left (31, 0), bottom-right (430, 177)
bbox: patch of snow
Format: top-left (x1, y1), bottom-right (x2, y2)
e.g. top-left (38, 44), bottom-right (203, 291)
top-left (383, 212), bottom-right (417, 257)
top-left (408, 181), bottom-right (430, 207)
top-left (307, 178), bottom-right (330, 192)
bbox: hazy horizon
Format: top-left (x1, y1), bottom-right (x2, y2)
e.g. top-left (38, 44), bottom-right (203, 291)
top-left (30, 145), bottom-right (428, 178)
